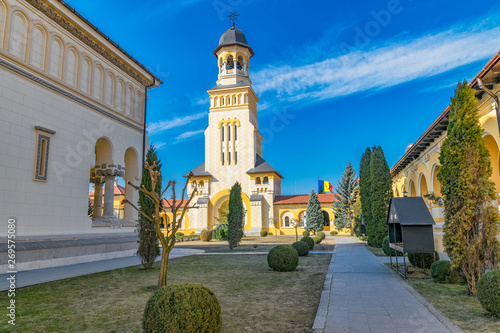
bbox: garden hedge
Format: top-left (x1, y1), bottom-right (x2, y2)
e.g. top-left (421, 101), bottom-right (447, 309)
top-left (430, 260), bottom-right (459, 284)
top-left (267, 245), bottom-right (299, 272)
top-left (408, 252), bottom-right (439, 269)
top-left (292, 241), bottom-right (309, 256)
top-left (143, 283), bottom-right (222, 333)
top-left (330, 230), bottom-right (338, 236)
top-left (477, 269), bottom-right (500, 317)
top-left (300, 236), bottom-right (314, 250)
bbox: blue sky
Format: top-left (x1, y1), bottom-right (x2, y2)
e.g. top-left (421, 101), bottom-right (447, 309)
top-left (68, 0), bottom-right (500, 195)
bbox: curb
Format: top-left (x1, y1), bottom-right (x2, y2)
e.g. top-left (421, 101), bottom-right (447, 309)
top-left (379, 260), bottom-right (465, 333)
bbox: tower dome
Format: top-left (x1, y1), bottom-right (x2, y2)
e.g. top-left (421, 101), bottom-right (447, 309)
top-left (214, 24), bottom-right (254, 56)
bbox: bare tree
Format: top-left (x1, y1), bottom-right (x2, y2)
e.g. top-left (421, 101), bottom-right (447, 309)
top-left (123, 162), bottom-right (195, 288)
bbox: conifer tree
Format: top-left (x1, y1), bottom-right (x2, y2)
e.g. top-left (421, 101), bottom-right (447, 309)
top-left (136, 145), bottom-right (161, 269)
top-left (359, 148), bottom-right (372, 238)
top-left (227, 182), bottom-right (245, 249)
top-left (305, 190), bottom-right (324, 233)
top-left (438, 81), bottom-right (500, 295)
top-left (333, 161), bottom-right (359, 231)
top-left (368, 146), bottom-right (392, 247)
top-left (352, 193), bottom-right (362, 237)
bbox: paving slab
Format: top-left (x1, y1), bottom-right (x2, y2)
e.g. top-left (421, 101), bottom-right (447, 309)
top-left (313, 237), bottom-right (462, 333)
top-left (0, 248), bottom-right (204, 291)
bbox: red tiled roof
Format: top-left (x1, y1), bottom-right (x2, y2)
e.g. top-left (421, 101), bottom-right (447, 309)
top-left (89, 184), bottom-right (125, 197)
top-left (274, 194), bottom-right (337, 205)
top-left (163, 199), bottom-right (191, 208)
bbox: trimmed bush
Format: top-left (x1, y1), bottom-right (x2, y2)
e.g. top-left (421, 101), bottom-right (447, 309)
top-left (330, 230), bottom-right (338, 236)
top-left (313, 236), bottom-right (322, 244)
top-left (268, 232), bottom-right (273, 235)
top-left (302, 230), bottom-right (310, 237)
top-left (477, 269), bottom-right (500, 317)
top-left (267, 245), bottom-right (299, 272)
top-left (292, 241), bottom-right (309, 256)
top-left (200, 229), bottom-right (213, 242)
top-left (381, 236), bottom-right (398, 256)
top-left (260, 230), bottom-right (268, 237)
top-left (430, 260), bottom-right (459, 284)
top-left (143, 282), bottom-right (221, 333)
top-left (408, 252), bottom-right (439, 269)
top-left (175, 232), bottom-right (184, 237)
top-left (300, 236), bottom-right (314, 250)
top-left (317, 231), bottom-right (326, 240)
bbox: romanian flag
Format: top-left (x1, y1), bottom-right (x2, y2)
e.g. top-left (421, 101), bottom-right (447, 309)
top-left (318, 180), bottom-right (333, 193)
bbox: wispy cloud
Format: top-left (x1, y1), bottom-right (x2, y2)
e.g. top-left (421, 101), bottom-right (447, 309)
top-left (252, 26), bottom-right (500, 104)
top-left (148, 112), bottom-right (206, 135)
top-left (153, 142), bottom-right (167, 150)
top-left (174, 129), bottom-right (204, 144)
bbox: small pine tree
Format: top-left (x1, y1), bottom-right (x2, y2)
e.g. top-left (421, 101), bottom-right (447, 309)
top-left (438, 81), bottom-right (500, 295)
top-left (227, 182), bottom-right (245, 249)
top-left (333, 161), bottom-right (359, 231)
top-left (136, 145), bottom-right (161, 269)
top-left (368, 146), bottom-right (392, 247)
top-left (359, 148), bottom-right (372, 238)
top-left (305, 190), bottom-right (324, 233)
top-left (352, 193), bottom-right (362, 237)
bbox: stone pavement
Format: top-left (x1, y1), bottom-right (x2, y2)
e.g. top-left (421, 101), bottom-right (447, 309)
top-left (0, 248), bottom-right (204, 291)
top-left (313, 237), bottom-right (462, 333)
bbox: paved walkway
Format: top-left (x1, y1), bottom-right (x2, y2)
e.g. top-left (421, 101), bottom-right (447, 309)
top-left (314, 237), bottom-right (460, 333)
top-left (0, 248), bottom-right (204, 291)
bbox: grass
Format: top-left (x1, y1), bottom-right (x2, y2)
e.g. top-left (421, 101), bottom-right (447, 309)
top-left (0, 237), bottom-right (333, 332)
top-left (407, 279), bottom-right (500, 332)
top-left (366, 246), bottom-right (386, 257)
top-left (175, 235), bottom-right (335, 253)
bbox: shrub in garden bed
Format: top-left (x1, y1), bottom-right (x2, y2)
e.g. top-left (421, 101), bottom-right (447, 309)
top-left (313, 236), bottom-right (322, 244)
top-left (330, 230), bottom-right (338, 236)
top-left (292, 241), bottom-right (309, 256)
top-left (408, 252), bottom-right (439, 269)
top-left (382, 236), bottom-right (401, 256)
top-left (300, 236), bottom-right (314, 250)
top-left (268, 232), bottom-right (273, 236)
top-left (267, 245), bottom-right (299, 272)
top-left (143, 282), bottom-right (222, 333)
top-left (200, 229), bottom-right (213, 242)
top-left (430, 260), bottom-right (459, 284)
top-left (260, 230), bottom-right (268, 237)
top-left (477, 269), bottom-right (500, 317)
top-left (175, 232), bottom-right (184, 237)
top-left (317, 231), bottom-right (326, 240)
top-left (302, 230), bottom-right (310, 237)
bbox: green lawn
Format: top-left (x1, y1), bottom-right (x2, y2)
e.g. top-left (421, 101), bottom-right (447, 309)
top-left (1, 248), bottom-right (332, 332)
top-left (408, 279), bottom-right (500, 333)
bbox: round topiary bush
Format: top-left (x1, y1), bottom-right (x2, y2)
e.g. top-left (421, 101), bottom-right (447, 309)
top-left (317, 231), bottom-right (326, 240)
top-left (330, 230), bottom-right (338, 236)
top-left (260, 230), bottom-right (268, 237)
top-left (477, 269), bottom-right (500, 317)
top-left (430, 260), bottom-right (459, 284)
top-left (200, 229), bottom-right (213, 242)
top-left (408, 252), bottom-right (439, 269)
top-left (143, 282), bottom-right (222, 333)
top-left (292, 241), bottom-right (309, 256)
top-left (267, 245), bottom-right (299, 272)
top-left (313, 236), bottom-right (322, 244)
top-left (300, 236), bottom-right (314, 250)
top-left (176, 232), bottom-right (184, 237)
top-left (302, 230), bottom-right (310, 237)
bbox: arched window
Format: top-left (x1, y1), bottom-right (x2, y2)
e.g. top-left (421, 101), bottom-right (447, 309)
top-left (80, 57), bottom-right (91, 93)
top-left (48, 37), bottom-right (63, 79)
top-left (135, 91), bottom-right (142, 120)
top-left (245, 94), bottom-right (249, 104)
top-left (300, 211), bottom-right (307, 227)
top-left (237, 56), bottom-right (243, 70)
top-left (9, 13), bottom-right (28, 60)
top-left (221, 124), bottom-right (224, 142)
top-left (199, 180), bottom-right (204, 188)
top-left (214, 97), bottom-right (219, 107)
top-left (116, 80), bottom-right (124, 111)
top-left (30, 26), bottom-right (46, 69)
top-left (221, 96), bottom-right (225, 106)
top-left (226, 96), bottom-right (230, 105)
top-left (233, 96), bottom-right (237, 104)
top-left (226, 55), bottom-right (234, 70)
top-left (284, 216), bottom-right (290, 227)
top-left (105, 73), bottom-right (115, 106)
top-left (126, 86), bottom-right (133, 116)
top-left (263, 176), bottom-right (269, 184)
top-left (65, 48), bottom-right (78, 87)
top-left (234, 123), bottom-right (237, 141)
top-left (93, 66), bottom-right (103, 100)
top-left (0, 2), bottom-right (6, 49)
top-left (192, 180), bottom-right (197, 188)
top-left (227, 123), bottom-right (231, 141)
top-left (255, 177), bottom-right (261, 185)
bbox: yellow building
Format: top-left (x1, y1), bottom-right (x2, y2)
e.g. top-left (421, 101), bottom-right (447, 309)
top-left (160, 23), bottom-right (342, 236)
top-left (391, 50), bottom-right (500, 253)
top-left (89, 178), bottom-right (126, 219)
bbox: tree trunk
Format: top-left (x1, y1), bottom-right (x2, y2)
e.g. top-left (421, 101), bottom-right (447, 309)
top-left (158, 249), bottom-right (169, 289)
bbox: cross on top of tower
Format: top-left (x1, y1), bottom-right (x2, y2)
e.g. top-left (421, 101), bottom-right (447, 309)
top-left (228, 9), bottom-right (239, 28)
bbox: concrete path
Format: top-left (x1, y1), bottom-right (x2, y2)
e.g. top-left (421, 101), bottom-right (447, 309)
top-left (0, 248), bottom-right (204, 291)
top-left (313, 237), bottom-right (459, 333)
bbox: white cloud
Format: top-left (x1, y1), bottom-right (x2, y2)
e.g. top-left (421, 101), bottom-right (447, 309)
top-left (148, 112), bottom-right (206, 135)
top-left (252, 26), bottom-right (500, 103)
top-left (153, 142), bottom-right (167, 150)
top-left (174, 129), bottom-right (204, 143)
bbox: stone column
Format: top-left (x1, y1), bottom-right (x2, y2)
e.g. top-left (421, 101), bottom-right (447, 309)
top-left (223, 60), bottom-right (227, 75)
top-left (102, 174), bottom-right (115, 218)
top-left (233, 59), bottom-right (238, 72)
top-left (123, 180), bottom-right (134, 221)
top-left (93, 179), bottom-right (103, 219)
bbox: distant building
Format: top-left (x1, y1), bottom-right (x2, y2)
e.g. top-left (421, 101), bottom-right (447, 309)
top-left (0, 0), bottom-right (160, 271)
top-left (89, 178), bottom-right (125, 219)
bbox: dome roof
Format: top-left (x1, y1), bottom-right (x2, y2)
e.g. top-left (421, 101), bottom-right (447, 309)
top-left (218, 26), bottom-right (249, 47)
top-left (214, 25), bottom-right (254, 57)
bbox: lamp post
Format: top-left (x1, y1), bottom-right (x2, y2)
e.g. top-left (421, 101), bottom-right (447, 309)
top-left (291, 218), bottom-right (298, 241)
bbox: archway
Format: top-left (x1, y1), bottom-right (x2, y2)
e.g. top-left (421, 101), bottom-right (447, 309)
top-left (418, 173), bottom-right (429, 201)
top-left (484, 134), bottom-right (500, 193)
top-left (209, 189), bottom-right (251, 230)
top-left (92, 137), bottom-right (114, 220)
top-left (430, 164), bottom-right (441, 197)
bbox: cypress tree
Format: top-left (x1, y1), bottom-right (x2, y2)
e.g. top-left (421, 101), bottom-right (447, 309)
top-left (136, 145), bottom-right (161, 269)
top-left (227, 182), bottom-right (245, 249)
top-left (333, 161), bottom-right (359, 231)
top-left (368, 146), bottom-right (392, 247)
top-left (437, 81), bottom-right (500, 295)
top-left (305, 190), bottom-right (324, 233)
top-left (359, 148), bottom-right (372, 239)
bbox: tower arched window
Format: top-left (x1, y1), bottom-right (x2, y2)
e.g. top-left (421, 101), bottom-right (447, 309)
top-left (255, 177), bottom-right (261, 185)
top-left (234, 123), bottom-right (237, 141)
top-left (226, 55), bottom-right (234, 70)
top-left (199, 180), bottom-right (204, 188)
top-left (263, 176), bottom-right (269, 184)
top-left (237, 56), bottom-right (243, 70)
top-left (192, 180), bottom-right (197, 188)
